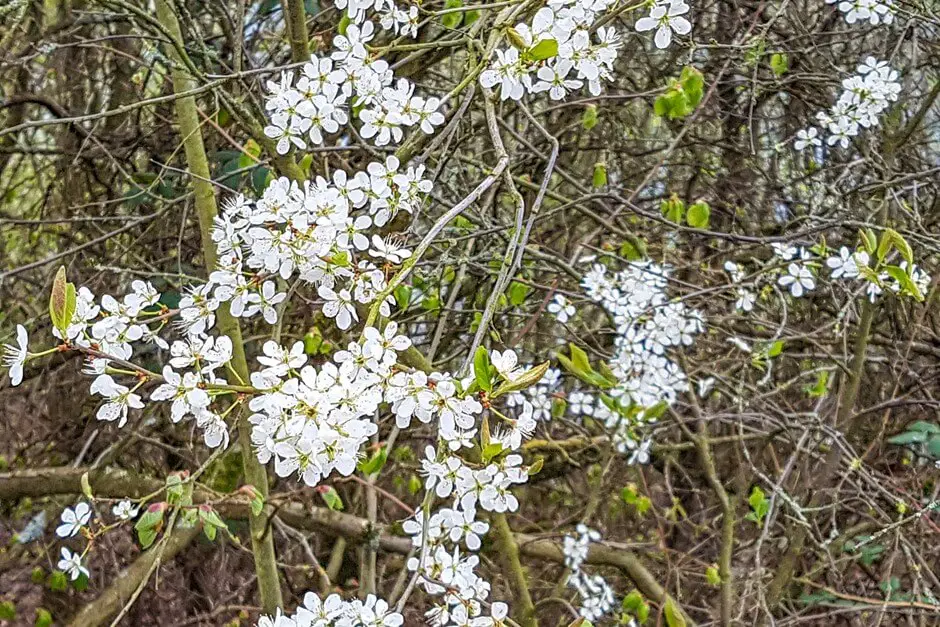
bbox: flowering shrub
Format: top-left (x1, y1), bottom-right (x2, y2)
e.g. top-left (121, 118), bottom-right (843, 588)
top-left (1, 0), bottom-right (939, 625)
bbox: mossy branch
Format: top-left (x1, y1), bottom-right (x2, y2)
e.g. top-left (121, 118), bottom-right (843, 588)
top-left (154, 0), bottom-right (283, 612)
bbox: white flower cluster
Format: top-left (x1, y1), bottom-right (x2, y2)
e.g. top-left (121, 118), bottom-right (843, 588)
top-left (40, 279), bottom-right (237, 447)
top-left (51, 499), bottom-right (139, 582)
top-left (248, 324), bottom-right (410, 486)
top-left (561, 387), bottom-right (653, 463)
top-left (562, 524), bottom-right (617, 621)
top-left (635, 0), bottom-right (692, 49)
top-left (825, 0), bottom-right (893, 25)
top-left (1, 324), bottom-right (28, 386)
top-left (257, 591), bottom-right (403, 627)
top-left (794, 58), bottom-right (900, 151)
top-left (479, 2), bottom-right (623, 101)
top-left (208, 162), bottom-right (427, 332)
top-left (547, 294), bottom-right (576, 323)
top-left (826, 246), bottom-right (930, 302)
top-left (397, 349), bottom-right (546, 626)
top-left (264, 22), bottom-right (443, 153)
top-left (723, 261), bottom-right (756, 312)
top-left (772, 243), bottom-right (817, 298)
top-left (581, 261), bottom-right (703, 450)
top-left (725, 241), bottom-right (931, 308)
top-left (251, 349), bottom-right (536, 626)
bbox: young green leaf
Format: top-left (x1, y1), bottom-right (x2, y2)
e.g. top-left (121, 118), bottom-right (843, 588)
top-left (770, 52), bottom-right (789, 76)
top-left (686, 201), bottom-right (710, 228)
top-left (358, 446), bottom-right (389, 476)
top-left (528, 38), bottom-right (559, 61)
top-left (441, 0), bottom-right (463, 29)
top-left (706, 565), bottom-right (721, 586)
top-left (473, 346), bottom-right (493, 392)
top-left (664, 597), bottom-right (687, 627)
top-left (493, 360), bottom-right (550, 397)
top-left (582, 104), bottom-right (598, 130)
top-left (319, 486), bottom-right (344, 511)
top-left (49, 266), bottom-right (71, 336)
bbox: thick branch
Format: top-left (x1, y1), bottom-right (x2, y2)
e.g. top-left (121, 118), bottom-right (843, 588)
top-left (0, 466), bottom-right (695, 624)
top-left (154, 0), bottom-right (283, 612)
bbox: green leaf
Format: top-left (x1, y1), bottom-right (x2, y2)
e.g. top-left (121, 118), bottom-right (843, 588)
top-left (876, 235), bottom-right (892, 263)
top-left (135, 504), bottom-right (166, 549)
top-left (203, 520), bottom-right (217, 541)
top-left (528, 38), bottom-right (559, 61)
top-left (885, 265), bottom-right (924, 301)
top-left (859, 228), bottom-right (877, 255)
top-left (338, 12), bottom-right (351, 35)
top-left (493, 360), bottom-right (550, 397)
top-left (473, 346), bottom-right (493, 392)
top-left (165, 472), bottom-right (191, 506)
top-left (34, 608), bottom-right (53, 627)
top-left (49, 266), bottom-right (72, 336)
top-left (319, 486), bottom-right (344, 511)
top-left (664, 597), bottom-right (687, 627)
top-left (907, 421), bottom-right (940, 434)
top-left (619, 238), bottom-right (647, 261)
top-left (582, 104), bottom-right (598, 130)
top-left (303, 328), bottom-right (323, 355)
top-left (679, 66), bottom-right (704, 107)
top-left (592, 162), bottom-right (607, 188)
top-left (441, 0), bottom-right (463, 28)
top-left (482, 442), bottom-right (504, 463)
top-left (746, 486), bottom-right (770, 527)
top-left (0, 601), bottom-right (14, 620)
top-left (654, 90), bottom-right (690, 120)
top-left (47, 571), bottom-right (67, 592)
top-left (80, 472), bottom-right (94, 500)
top-left (137, 526), bottom-right (157, 549)
top-left (64, 282), bottom-right (76, 332)
top-left (660, 195), bottom-right (685, 223)
top-left (706, 565), bottom-right (721, 586)
top-left (803, 370), bottom-right (830, 398)
top-left (198, 507), bottom-right (228, 531)
top-left (508, 281), bottom-right (531, 306)
top-left (408, 474), bottom-right (422, 495)
top-left (251, 166), bottom-right (272, 195)
top-left (887, 431), bottom-right (928, 445)
top-left (569, 343), bottom-right (592, 374)
top-left (686, 201), bottom-right (710, 228)
top-left (770, 52), bottom-right (789, 76)
top-left (885, 228), bottom-right (913, 265)
top-left (643, 400), bottom-right (669, 421)
top-left (506, 28), bottom-right (528, 50)
top-left (655, 67), bottom-right (704, 120)
top-left (244, 485), bottom-right (265, 516)
top-left (358, 446), bottom-right (388, 476)
top-left (299, 153), bottom-right (314, 178)
top-left (528, 456), bottom-right (544, 475)
top-left (622, 590), bottom-right (643, 612)
top-left (237, 138), bottom-right (261, 168)
top-left (556, 347), bottom-right (614, 390)
top-left (394, 285), bottom-right (413, 309)
top-left (926, 436), bottom-right (940, 458)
